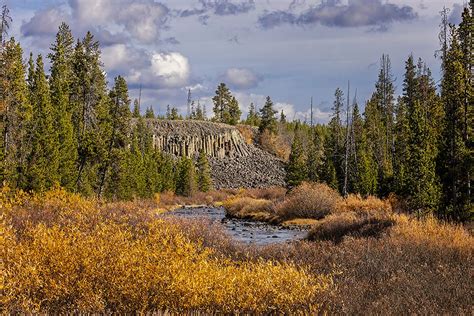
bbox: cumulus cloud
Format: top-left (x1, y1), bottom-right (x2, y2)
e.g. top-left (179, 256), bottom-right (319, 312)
top-left (150, 52), bottom-right (191, 88)
top-left (21, 7), bottom-right (68, 37)
top-left (223, 68), bottom-right (261, 89)
top-left (258, 0), bottom-right (417, 30)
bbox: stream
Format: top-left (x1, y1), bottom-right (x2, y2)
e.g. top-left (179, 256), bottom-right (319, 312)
top-left (170, 206), bottom-right (307, 245)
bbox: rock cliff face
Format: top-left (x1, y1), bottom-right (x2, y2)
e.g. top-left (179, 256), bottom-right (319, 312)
top-left (144, 119), bottom-right (286, 189)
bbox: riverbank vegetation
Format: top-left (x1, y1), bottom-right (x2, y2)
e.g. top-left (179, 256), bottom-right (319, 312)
top-left (2, 186), bottom-right (472, 314)
top-left (1, 186), bottom-right (332, 314)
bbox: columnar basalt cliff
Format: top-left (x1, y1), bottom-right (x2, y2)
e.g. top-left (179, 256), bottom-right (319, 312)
top-left (144, 119), bottom-right (286, 189)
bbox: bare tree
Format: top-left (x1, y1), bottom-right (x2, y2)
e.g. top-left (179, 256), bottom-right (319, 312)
top-left (0, 5), bottom-right (12, 48)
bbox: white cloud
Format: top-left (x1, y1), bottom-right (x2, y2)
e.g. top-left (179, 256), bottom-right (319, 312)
top-left (101, 44), bottom-right (132, 70)
top-left (184, 83), bottom-right (207, 92)
top-left (151, 52), bottom-right (190, 88)
top-left (223, 68), bottom-right (261, 89)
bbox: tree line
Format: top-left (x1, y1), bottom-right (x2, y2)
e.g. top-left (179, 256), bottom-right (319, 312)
top-left (280, 5), bottom-right (472, 220)
top-left (0, 13), bottom-right (212, 199)
top-left (0, 4), bottom-right (472, 219)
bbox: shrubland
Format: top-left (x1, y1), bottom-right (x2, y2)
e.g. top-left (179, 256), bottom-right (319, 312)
top-left (0, 186), bottom-right (331, 314)
top-left (218, 183), bottom-right (474, 314)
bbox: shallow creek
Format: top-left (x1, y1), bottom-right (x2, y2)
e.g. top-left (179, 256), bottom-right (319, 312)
top-left (170, 206), bottom-right (307, 245)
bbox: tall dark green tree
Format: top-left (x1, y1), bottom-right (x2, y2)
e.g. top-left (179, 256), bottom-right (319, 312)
top-left (197, 150), bottom-right (213, 192)
top-left (307, 127), bottom-right (324, 182)
top-left (246, 102), bottom-right (260, 126)
top-left (48, 23), bottom-right (77, 190)
top-left (27, 55), bottom-right (60, 191)
top-left (175, 156), bottom-right (197, 197)
top-left (258, 96), bottom-right (278, 134)
top-left (70, 32), bottom-right (109, 194)
top-left (285, 124), bottom-right (307, 188)
top-left (439, 29), bottom-right (472, 219)
top-left (98, 76), bottom-right (131, 198)
top-left (0, 38), bottom-right (32, 188)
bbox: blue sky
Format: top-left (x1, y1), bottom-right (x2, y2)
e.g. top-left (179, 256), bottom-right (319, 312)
top-left (4, 0), bottom-right (466, 122)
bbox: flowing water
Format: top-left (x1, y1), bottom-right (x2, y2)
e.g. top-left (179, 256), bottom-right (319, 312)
top-left (170, 206), bottom-right (307, 245)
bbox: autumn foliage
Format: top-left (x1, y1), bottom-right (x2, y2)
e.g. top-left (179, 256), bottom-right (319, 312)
top-left (0, 187), bottom-right (331, 314)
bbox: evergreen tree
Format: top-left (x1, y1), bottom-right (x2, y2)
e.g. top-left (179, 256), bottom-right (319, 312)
top-left (175, 156), bottom-right (197, 197)
top-left (285, 124), bottom-right (307, 188)
top-left (439, 29), bottom-right (471, 219)
top-left (145, 106), bottom-right (155, 118)
top-left (279, 110), bottom-right (287, 124)
top-left (258, 96), bottom-right (278, 134)
top-left (352, 103), bottom-right (377, 195)
top-left (70, 32), bottom-right (109, 194)
top-left (0, 38), bottom-right (32, 187)
top-left (212, 83), bottom-right (240, 124)
top-left (246, 102), bottom-right (260, 126)
top-left (194, 101), bottom-right (205, 121)
top-left (228, 96), bottom-right (241, 125)
top-left (197, 150), bottom-right (213, 192)
top-left (327, 88), bottom-right (345, 191)
top-left (98, 76), bottom-right (131, 198)
top-left (27, 55), bottom-right (60, 191)
top-left (307, 127), bottom-right (324, 182)
top-left (132, 99), bottom-right (140, 118)
top-left (212, 83), bottom-right (231, 123)
top-left (48, 23), bottom-right (77, 190)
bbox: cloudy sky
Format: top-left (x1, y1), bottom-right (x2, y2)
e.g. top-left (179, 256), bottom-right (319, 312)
top-left (5, 0), bottom-right (466, 122)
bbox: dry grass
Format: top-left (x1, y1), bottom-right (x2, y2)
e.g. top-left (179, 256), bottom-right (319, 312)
top-left (0, 186), bottom-right (331, 314)
top-left (223, 196), bottom-right (275, 219)
top-left (157, 190), bottom-right (236, 210)
top-left (246, 215), bottom-right (474, 315)
top-left (276, 182), bottom-right (341, 220)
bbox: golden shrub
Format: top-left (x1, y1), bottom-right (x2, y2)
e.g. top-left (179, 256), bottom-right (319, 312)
top-left (0, 188), bottom-right (331, 314)
top-left (335, 194), bottom-right (392, 215)
top-left (277, 182), bottom-right (341, 220)
top-left (223, 196), bottom-right (275, 218)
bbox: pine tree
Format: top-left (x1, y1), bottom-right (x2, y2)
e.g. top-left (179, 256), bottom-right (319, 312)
top-left (228, 96), bottom-right (241, 125)
top-left (307, 127), bottom-right (324, 182)
top-left (175, 156), bottom-right (197, 197)
top-left (145, 106), bottom-right (155, 118)
top-left (327, 88), bottom-right (344, 191)
top-left (48, 23), bottom-right (77, 190)
top-left (246, 102), bottom-right (260, 126)
top-left (132, 99), bottom-right (140, 118)
top-left (258, 96), bottom-right (278, 134)
top-left (285, 123), bottom-right (307, 188)
top-left (197, 150), bottom-right (213, 192)
top-left (27, 55), bottom-right (60, 191)
top-left (212, 83), bottom-right (232, 123)
top-left (98, 76), bottom-right (131, 198)
top-left (279, 110), bottom-right (287, 124)
top-left (439, 28), bottom-right (471, 219)
top-left (70, 32), bottom-right (109, 194)
top-left (194, 101), bottom-right (205, 121)
top-left (0, 38), bottom-right (32, 187)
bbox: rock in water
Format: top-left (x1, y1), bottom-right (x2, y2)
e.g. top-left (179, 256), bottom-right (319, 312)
top-left (143, 119), bottom-right (286, 189)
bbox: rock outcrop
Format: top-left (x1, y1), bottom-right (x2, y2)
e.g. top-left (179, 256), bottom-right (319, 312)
top-left (144, 119), bottom-right (286, 189)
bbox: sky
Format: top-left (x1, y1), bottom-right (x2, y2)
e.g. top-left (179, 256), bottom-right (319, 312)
top-left (4, 0), bottom-right (468, 122)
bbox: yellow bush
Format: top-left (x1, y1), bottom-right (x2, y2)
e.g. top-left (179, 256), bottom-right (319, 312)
top-left (0, 188), bottom-right (331, 314)
top-left (335, 194), bottom-right (392, 215)
top-left (223, 196), bottom-right (275, 218)
top-left (277, 182), bottom-right (341, 220)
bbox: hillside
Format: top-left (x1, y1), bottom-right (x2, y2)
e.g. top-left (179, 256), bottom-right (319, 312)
top-left (143, 119), bottom-right (286, 189)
